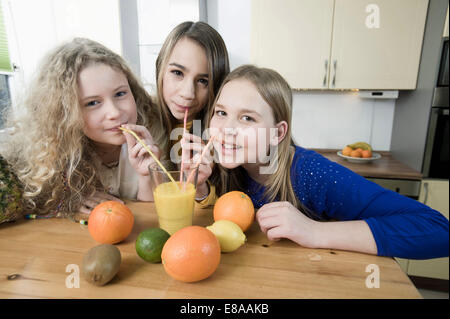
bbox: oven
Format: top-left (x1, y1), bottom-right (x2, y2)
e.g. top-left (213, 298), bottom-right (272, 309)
top-left (422, 38), bottom-right (449, 179)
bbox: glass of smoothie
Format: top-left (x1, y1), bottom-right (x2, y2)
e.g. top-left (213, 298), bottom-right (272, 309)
top-left (149, 161), bottom-right (199, 235)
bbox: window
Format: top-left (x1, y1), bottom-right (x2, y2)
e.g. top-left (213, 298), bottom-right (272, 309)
top-left (0, 1), bottom-right (12, 128)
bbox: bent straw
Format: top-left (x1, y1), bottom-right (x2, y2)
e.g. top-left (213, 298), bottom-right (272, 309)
top-left (186, 135), bottom-right (216, 186)
top-left (180, 108), bottom-right (188, 187)
top-left (119, 126), bottom-right (178, 186)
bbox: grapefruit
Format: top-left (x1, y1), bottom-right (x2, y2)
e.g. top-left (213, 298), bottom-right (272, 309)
top-left (161, 226), bottom-right (220, 282)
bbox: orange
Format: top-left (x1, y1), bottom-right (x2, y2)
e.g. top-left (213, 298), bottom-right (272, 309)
top-left (88, 201), bottom-right (134, 244)
top-left (342, 146), bottom-right (353, 156)
top-left (161, 226), bottom-right (221, 283)
top-left (213, 191), bottom-right (255, 232)
top-left (350, 149), bottom-right (362, 158)
top-left (362, 150), bottom-right (372, 158)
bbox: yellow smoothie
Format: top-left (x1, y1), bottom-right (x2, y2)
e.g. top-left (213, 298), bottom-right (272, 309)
top-left (153, 182), bottom-right (196, 235)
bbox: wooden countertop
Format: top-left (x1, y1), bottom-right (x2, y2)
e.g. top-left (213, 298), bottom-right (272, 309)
top-left (311, 149), bottom-right (423, 180)
top-left (0, 201), bottom-right (421, 299)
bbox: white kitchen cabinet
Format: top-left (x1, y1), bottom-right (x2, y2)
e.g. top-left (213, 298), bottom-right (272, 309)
top-left (251, 0), bottom-right (334, 89)
top-left (406, 179), bottom-right (449, 280)
top-left (250, 0), bottom-right (428, 90)
top-left (397, 179), bottom-right (449, 279)
top-left (395, 179), bottom-right (448, 280)
top-left (330, 0), bottom-right (428, 89)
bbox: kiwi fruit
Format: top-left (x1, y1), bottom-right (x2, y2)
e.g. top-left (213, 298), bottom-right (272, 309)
top-left (82, 244), bottom-right (121, 286)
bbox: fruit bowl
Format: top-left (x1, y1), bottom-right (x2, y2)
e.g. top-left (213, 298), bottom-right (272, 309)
top-left (337, 151), bottom-right (381, 164)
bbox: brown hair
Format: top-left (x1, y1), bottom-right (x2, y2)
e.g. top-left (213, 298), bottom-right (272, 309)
top-left (154, 21), bottom-right (229, 156)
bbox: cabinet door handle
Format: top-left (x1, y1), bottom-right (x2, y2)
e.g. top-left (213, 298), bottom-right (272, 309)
top-left (423, 182), bottom-right (429, 205)
top-left (323, 59), bottom-right (328, 87)
top-left (332, 60), bottom-right (337, 87)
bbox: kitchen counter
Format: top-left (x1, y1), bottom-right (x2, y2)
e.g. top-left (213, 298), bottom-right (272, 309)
top-left (311, 149), bottom-right (423, 180)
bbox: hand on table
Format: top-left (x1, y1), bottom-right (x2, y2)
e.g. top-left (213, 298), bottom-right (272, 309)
top-left (256, 201), bottom-right (319, 248)
top-left (78, 191), bottom-right (124, 215)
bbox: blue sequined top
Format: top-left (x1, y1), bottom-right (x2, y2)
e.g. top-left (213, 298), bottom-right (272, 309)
top-left (244, 146), bottom-right (449, 259)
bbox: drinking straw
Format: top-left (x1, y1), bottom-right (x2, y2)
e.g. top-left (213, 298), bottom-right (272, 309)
top-left (186, 135), bottom-right (216, 186)
top-left (180, 108), bottom-right (188, 187)
top-left (119, 126), bottom-right (178, 185)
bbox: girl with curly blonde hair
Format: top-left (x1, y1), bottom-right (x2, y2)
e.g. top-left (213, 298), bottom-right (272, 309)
top-left (1, 38), bottom-right (161, 216)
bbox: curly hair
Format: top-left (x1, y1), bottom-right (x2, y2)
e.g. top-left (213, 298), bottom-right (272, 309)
top-left (2, 38), bottom-right (157, 215)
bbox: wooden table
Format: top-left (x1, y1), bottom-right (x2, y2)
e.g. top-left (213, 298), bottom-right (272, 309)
top-left (312, 149), bottom-right (422, 180)
top-left (0, 201), bottom-right (422, 299)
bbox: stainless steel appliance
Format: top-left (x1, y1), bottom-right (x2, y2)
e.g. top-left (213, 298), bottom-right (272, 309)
top-left (422, 37), bottom-right (449, 179)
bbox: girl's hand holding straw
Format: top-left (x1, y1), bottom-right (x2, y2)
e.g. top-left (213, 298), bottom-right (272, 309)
top-left (119, 125), bottom-right (177, 185)
top-left (182, 134), bottom-right (216, 198)
top-left (121, 124), bottom-right (161, 177)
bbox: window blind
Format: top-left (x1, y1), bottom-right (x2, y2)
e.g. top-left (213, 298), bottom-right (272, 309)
top-left (0, 3), bottom-right (12, 73)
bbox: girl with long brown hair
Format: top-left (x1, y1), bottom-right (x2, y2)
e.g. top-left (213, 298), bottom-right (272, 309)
top-left (153, 21), bottom-right (229, 202)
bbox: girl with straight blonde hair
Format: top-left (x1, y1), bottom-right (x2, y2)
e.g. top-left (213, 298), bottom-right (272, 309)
top-left (2, 38), bottom-right (161, 217)
top-left (207, 65), bottom-right (299, 210)
top-left (206, 64), bottom-right (448, 260)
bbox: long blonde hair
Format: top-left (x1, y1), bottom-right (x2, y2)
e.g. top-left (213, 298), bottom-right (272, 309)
top-left (2, 38), bottom-right (157, 215)
top-left (208, 65), bottom-right (311, 214)
top-left (154, 21), bottom-right (229, 156)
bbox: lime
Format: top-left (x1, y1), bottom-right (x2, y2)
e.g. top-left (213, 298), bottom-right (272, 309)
top-left (135, 228), bottom-right (170, 263)
top-left (206, 220), bottom-right (246, 253)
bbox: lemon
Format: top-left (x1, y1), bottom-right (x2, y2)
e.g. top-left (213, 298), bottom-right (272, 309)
top-left (206, 220), bottom-right (246, 253)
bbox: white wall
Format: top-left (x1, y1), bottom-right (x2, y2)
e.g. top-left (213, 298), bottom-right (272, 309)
top-left (291, 92), bottom-right (394, 150)
top-left (206, 0), bottom-right (395, 151)
top-left (137, 0), bottom-right (200, 94)
top-left (4, 0), bottom-right (122, 90)
top-left (206, 0), bottom-right (250, 70)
